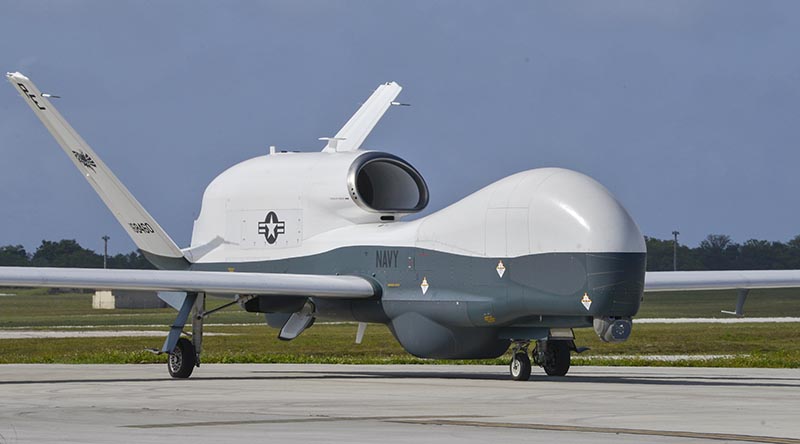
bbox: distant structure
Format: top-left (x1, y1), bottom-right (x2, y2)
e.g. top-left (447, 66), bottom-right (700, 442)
top-left (92, 290), bottom-right (167, 309)
top-left (101, 235), bottom-right (110, 269)
top-left (672, 230), bottom-right (680, 271)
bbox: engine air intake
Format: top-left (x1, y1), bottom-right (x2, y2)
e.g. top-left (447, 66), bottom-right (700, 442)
top-left (348, 152), bottom-right (429, 213)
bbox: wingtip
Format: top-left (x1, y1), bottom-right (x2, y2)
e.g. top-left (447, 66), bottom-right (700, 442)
top-left (5, 71), bottom-right (28, 81)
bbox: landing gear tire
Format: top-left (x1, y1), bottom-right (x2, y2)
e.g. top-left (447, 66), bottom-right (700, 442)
top-left (168, 337), bottom-right (196, 379)
top-left (510, 352), bottom-right (532, 381)
top-left (540, 341), bottom-right (570, 377)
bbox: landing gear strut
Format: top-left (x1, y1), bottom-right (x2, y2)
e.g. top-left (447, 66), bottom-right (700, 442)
top-left (166, 293), bottom-right (204, 379)
top-left (533, 340), bottom-right (571, 376)
top-left (153, 292), bottom-right (207, 379)
top-left (509, 341), bottom-right (531, 381)
top-left (156, 293), bottom-right (251, 379)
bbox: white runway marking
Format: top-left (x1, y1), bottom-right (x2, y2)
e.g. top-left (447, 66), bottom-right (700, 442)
top-left (635, 317), bottom-right (800, 323)
top-left (0, 330), bottom-right (233, 339)
top-left (575, 354), bottom-right (740, 361)
top-left (0, 323), bottom-right (263, 329)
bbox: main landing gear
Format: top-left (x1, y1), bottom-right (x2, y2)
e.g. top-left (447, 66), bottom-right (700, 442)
top-left (153, 292), bottom-right (246, 379)
top-left (158, 292), bottom-right (207, 379)
top-left (168, 337), bottom-right (197, 378)
top-left (508, 339), bottom-right (573, 381)
top-left (533, 340), bottom-right (571, 377)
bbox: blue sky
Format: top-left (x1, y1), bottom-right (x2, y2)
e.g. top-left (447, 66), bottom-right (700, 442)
top-left (1, 1), bottom-right (799, 254)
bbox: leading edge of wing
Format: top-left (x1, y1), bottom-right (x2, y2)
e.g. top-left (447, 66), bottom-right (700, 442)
top-left (645, 270), bottom-right (800, 292)
top-left (0, 267), bottom-right (376, 298)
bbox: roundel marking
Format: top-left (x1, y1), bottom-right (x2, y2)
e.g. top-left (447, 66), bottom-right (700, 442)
top-left (258, 211), bottom-right (286, 244)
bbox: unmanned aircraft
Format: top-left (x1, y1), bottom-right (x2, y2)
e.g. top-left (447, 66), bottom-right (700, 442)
top-left (3, 72), bottom-right (800, 381)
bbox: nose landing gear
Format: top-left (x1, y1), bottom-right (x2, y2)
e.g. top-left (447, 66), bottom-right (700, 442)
top-left (508, 339), bottom-right (573, 380)
top-left (509, 341), bottom-right (532, 381)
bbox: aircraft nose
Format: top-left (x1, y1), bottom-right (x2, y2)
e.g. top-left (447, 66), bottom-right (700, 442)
top-left (505, 168), bottom-right (647, 318)
top-left (528, 168), bottom-right (645, 254)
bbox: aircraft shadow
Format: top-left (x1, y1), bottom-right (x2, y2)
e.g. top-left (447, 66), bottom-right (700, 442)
top-left (1, 367), bottom-right (799, 388)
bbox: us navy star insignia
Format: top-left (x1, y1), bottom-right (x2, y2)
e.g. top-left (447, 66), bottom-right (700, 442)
top-left (258, 211), bottom-right (285, 244)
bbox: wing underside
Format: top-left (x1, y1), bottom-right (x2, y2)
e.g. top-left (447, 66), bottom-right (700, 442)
top-left (0, 267), bottom-right (376, 298)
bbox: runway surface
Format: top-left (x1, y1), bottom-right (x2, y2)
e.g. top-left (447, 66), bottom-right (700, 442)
top-left (1, 364), bottom-right (798, 443)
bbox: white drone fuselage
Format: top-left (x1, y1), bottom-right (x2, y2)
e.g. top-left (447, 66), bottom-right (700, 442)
top-left (185, 149), bottom-right (647, 358)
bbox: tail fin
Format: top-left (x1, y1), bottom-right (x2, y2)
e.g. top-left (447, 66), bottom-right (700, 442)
top-left (6, 72), bottom-right (188, 266)
top-left (321, 81), bottom-right (402, 152)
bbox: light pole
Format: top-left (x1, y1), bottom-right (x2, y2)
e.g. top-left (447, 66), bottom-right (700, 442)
top-left (102, 235), bottom-right (110, 269)
top-left (672, 231), bottom-right (680, 271)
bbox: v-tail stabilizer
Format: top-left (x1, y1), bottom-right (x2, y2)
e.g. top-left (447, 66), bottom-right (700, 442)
top-left (6, 72), bottom-right (186, 265)
top-left (321, 81), bottom-right (402, 152)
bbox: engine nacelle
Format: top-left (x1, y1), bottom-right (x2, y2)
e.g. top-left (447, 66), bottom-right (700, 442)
top-left (593, 317), bottom-right (633, 342)
top-left (190, 150), bottom-right (428, 256)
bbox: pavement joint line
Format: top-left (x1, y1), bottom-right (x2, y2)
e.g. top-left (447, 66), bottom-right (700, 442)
top-left (124, 414), bottom-right (490, 429)
top-left (388, 419), bottom-right (800, 444)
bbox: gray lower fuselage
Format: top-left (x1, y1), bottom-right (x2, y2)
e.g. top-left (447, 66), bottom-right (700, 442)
top-left (190, 247), bottom-right (646, 360)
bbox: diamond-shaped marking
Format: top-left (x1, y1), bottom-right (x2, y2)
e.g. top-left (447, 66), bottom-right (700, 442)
top-left (496, 260), bottom-right (506, 278)
top-left (581, 293), bottom-right (592, 310)
top-left (420, 277), bottom-right (429, 295)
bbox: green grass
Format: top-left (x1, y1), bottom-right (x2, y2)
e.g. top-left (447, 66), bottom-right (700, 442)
top-left (1, 322), bottom-right (798, 367)
top-left (0, 288), bottom-right (798, 367)
top-left (638, 287), bottom-right (800, 318)
top-left (0, 288), bottom-right (261, 327)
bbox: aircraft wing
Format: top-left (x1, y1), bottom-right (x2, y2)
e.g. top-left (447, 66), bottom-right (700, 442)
top-left (0, 267), bottom-right (376, 298)
top-left (644, 270), bottom-right (800, 292)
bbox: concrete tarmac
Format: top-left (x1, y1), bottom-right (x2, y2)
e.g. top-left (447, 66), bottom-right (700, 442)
top-left (0, 364), bottom-right (798, 443)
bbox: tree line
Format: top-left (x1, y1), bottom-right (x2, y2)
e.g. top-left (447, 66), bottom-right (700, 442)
top-left (646, 234), bottom-right (800, 271)
top-left (1, 235), bottom-right (799, 271)
top-left (0, 240), bottom-right (155, 269)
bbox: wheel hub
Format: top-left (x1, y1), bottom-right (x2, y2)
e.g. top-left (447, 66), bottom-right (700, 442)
top-left (511, 359), bottom-right (521, 376)
top-left (169, 347), bottom-right (182, 373)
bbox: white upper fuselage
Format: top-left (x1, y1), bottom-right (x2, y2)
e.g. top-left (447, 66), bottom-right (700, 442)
top-left (188, 150), bottom-right (646, 263)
